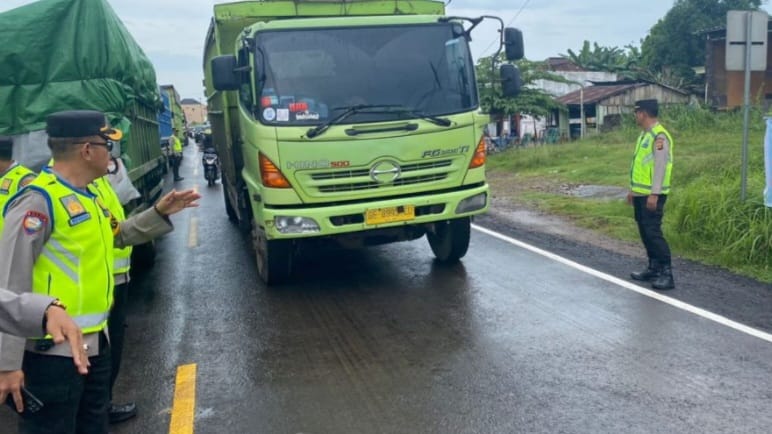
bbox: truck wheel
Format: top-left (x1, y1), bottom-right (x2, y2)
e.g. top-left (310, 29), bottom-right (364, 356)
top-left (427, 217), bottom-right (471, 263)
top-left (222, 181), bottom-right (238, 223)
top-left (253, 221), bottom-right (293, 285)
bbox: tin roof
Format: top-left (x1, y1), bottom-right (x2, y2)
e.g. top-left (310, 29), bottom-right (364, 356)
top-left (557, 83), bottom-right (643, 105)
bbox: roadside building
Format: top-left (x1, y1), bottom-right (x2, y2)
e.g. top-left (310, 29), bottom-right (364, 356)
top-left (181, 98), bottom-right (207, 126)
top-left (552, 81), bottom-right (693, 139)
top-left (701, 18), bottom-right (772, 109)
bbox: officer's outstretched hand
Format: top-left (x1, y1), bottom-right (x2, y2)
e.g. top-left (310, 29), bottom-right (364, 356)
top-left (155, 189), bottom-right (201, 217)
top-left (46, 307), bottom-right (90, 375)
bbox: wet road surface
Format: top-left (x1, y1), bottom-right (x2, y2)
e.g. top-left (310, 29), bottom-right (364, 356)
top-left (2, 144), bottom-right (771, 433)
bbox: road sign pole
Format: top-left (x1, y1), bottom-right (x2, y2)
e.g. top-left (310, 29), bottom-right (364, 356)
top-left (741, 12), bottom-right (752, 201)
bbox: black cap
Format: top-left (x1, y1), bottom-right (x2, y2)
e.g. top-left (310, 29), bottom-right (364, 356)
top-left (634, 99), bottom-right (658, 115)
top-left (0, 136), bottom-right (12, 153)
top-left (45, 110), bottom-right (123, 141)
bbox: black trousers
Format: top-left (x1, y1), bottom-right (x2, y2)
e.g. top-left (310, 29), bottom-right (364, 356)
top-left (633, 195), bottom-right (672, 267)
top-left (19, 333), bottom-right (111, 434)
top-left (108, 282), bottom-right (129, 400)
top-left (171, 155), bottom-right (181, 179)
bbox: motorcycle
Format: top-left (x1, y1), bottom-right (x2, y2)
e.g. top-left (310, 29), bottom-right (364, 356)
top-left (202, 147), bottom-right (220, 186)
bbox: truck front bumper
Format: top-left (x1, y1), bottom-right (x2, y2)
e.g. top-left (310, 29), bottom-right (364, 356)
top-left (260, 183), bottom-right (489, 240)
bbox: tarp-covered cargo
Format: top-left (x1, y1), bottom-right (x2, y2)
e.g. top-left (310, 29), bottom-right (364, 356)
top-left (0, 0), bottom-right (160, 136)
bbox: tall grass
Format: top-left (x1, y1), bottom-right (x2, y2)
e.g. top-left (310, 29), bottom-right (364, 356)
top-left (488, 105), bottom-right (772, 283)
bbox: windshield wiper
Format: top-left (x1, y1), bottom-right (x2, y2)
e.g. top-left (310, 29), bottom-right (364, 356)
top-left (305, 104), bottom-right (451, 138)
top-left (305, 104), bottom-right (402, 139)
top-left (402, 109), bottom-right (452, 127)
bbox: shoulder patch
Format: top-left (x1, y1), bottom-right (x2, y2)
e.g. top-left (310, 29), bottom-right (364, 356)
top-left (22, 210), bottom-right (48, 235)
top-left (655, 136), bottom-right (665, 151)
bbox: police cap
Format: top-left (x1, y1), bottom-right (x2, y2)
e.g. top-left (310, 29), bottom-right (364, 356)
top-left (634, 99), bottom-right (658, 116)
top-left (46, 110), bottom-right (123, 141)
top-left (0, 136), bottom-right (12, 154)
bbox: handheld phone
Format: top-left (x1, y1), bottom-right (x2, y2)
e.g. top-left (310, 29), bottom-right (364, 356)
top-left (4, 386), bottom-right (44, 414)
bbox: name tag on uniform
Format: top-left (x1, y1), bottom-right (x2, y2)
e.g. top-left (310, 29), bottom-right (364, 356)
top-left (60, 194), bottom-right (91, 226)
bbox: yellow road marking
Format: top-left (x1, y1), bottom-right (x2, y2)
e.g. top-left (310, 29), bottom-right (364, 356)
top-left (188, 217), bottom-right (198, 248)
top-left (169, 363), bottom-right (197, 434)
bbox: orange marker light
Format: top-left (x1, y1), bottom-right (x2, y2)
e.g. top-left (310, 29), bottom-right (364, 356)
top-left (259, 153), bottom-right (292, 188)
top-left (469, 135), bottom-right (486, 168)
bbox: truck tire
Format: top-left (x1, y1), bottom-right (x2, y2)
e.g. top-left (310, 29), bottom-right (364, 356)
top-left (427, 217), bottom-right (471, 263)
top-left (222, 181), bottom-right (238, 224)
top-left (253, 221), bottom-right (293, 285)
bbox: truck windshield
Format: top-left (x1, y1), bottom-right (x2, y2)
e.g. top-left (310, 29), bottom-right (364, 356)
top-left (254, 23), bottom-right (477, 126)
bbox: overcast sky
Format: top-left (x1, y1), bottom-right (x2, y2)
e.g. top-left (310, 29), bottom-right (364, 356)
top-left (1, 0), bottom-right (770, 102)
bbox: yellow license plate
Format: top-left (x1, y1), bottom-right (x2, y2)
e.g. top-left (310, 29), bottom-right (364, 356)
top-left (365, 205), bottom-right (415, 225)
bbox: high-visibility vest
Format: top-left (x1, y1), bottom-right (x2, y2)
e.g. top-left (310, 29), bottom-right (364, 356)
top-left (172, 135), bottom-right (183, 153)
top-left (630, 123), bottom-right (674, 195)
top-left (27, 169), bottom-right (114, 337)
top-left (91, 177), bottom-right (132, 274)
top-left (0, 162), bottom-right (35, 230)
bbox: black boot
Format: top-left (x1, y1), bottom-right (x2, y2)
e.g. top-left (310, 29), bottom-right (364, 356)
top-left (631, 260), bottom-right (660, 281)
top-left (652, 265), bottom-right (675, 290)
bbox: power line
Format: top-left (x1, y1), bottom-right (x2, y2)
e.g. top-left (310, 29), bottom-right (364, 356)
top-left (479, 0), bottom-right (532, 58)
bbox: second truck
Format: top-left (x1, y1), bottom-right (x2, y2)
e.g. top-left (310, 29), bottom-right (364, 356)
top-left (204, 0), bottom-right (523, 283)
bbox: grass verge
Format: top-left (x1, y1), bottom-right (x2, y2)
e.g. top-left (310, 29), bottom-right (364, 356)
top-left (487, 105), bottom-right (771, 283)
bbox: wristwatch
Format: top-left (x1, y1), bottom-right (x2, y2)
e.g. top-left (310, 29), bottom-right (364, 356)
top-left (42, 299), bottom-right (67, 332)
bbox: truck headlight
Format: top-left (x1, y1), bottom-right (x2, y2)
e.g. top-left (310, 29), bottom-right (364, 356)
top-left (274, 216), bottom-right (321, 234)
top-left (455, 192), bottom-right (487, 214)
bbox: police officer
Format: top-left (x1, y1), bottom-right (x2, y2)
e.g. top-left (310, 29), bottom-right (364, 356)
top-left (627, 99), bottom-right (675, 290)
top-left (171, 128), bottom-right (184, 182)
top-left (0, 110), bottom-right (199, 434)
top-left (89, 169), bottom-right (138, 424)
top-left (0, 136), bottom-right (36, 229)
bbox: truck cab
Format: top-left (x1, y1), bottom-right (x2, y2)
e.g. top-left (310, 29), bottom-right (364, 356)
top-left (205, 1), bottom-right (523, 283)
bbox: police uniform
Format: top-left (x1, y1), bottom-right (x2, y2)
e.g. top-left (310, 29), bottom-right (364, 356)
top-left (629, 99), bottom-right (675, 289)
top-left (0, 111), bottom-right (174, 434)
top-left (89, 175), bottom-right (137, 422)
top-left (170, 130), bottom-right (184, 181)
top-left (0, 136), bottom-right (36, 233)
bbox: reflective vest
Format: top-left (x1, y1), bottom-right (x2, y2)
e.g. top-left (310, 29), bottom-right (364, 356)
top-left (630, 123), bottom-right (674, 195)
top-left (172, 135), bottom-right (183, 153)
top-left (28, 169), bottom-right (114, 336)
top-left (0, 162), bottom-right (35, 230)
top-left (91, 177), bottom-right (132, 274)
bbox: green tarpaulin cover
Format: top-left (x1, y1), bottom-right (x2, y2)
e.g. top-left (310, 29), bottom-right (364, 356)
top-left (0, 0), bottom-right (160, 135)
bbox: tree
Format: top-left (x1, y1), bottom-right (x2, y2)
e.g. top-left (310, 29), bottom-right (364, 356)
top-left (560, 40), bottom-right (639, 73)
top-left (640, 0), bottom-right (762, 89)
top-left (476, 54), bottom-right (569, 118)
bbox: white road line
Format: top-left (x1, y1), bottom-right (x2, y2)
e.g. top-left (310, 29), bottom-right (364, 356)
top-left (472, 224), bottom-right (772, 344)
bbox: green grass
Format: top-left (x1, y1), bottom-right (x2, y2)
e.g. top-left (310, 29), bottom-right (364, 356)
top-left (488, 105), bottom-right (772, 283)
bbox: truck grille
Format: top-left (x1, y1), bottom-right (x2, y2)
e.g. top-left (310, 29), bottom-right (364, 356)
top-left (310, 160), bottom-right (453, 194)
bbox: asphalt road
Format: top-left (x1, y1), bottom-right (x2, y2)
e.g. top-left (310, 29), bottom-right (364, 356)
top-left (2, 144), bottom-right (770, 434)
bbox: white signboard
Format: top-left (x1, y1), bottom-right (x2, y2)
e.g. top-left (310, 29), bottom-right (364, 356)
top-left (726, 10), bottom-right (768, 71)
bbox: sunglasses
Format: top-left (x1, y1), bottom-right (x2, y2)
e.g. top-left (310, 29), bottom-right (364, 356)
top-left (85, 141), bottom-right (114, 152)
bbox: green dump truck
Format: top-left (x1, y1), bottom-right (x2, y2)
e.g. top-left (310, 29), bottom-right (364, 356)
top-left (0, 0), bottom-right (168, 269)
top-left (204, 0), bottom-right (523, 283)
top-left (0, 0), bottom-right (166, 214)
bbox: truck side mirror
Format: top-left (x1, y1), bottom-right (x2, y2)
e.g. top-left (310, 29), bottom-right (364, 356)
top-left (211, 55), bottom-right (239, 91)
top-left (500, 64), bottom-right (522, 98)
top-left (504, 28), bottom-right (524, 61)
